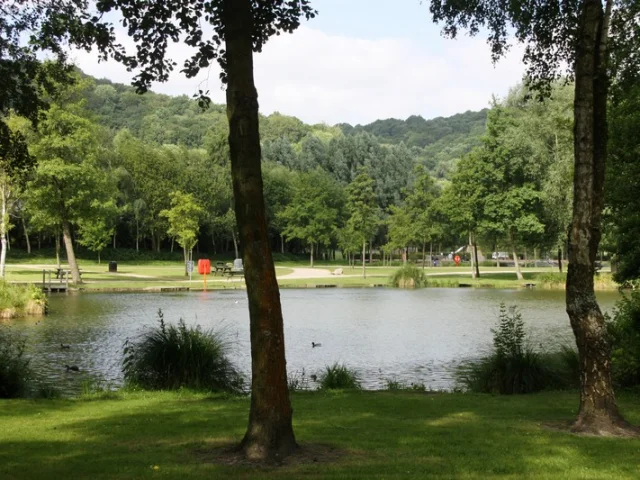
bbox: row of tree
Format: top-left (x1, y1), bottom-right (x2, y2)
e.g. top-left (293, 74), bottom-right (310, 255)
top-left (0, 76), bottom-right (586, 285)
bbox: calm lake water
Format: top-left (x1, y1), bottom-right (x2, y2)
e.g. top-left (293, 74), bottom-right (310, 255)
top-left (8, 288), bottom-right (621, 394)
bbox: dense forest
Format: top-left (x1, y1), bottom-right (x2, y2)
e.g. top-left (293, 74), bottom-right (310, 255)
top-left (2, 70), bottom-right (637, 282)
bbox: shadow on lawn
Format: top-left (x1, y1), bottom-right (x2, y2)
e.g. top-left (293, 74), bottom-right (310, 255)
top-left (1, 391), bottom-right (640, 479)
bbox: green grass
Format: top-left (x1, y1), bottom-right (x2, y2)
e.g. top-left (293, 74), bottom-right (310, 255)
top-left (1, 390), bottom-right (640, 478)
top-left (3, 258), bottom-right (618, 291)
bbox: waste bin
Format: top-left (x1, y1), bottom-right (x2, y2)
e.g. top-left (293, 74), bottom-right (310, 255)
top-left (109, 261), bottom-right (117, 273)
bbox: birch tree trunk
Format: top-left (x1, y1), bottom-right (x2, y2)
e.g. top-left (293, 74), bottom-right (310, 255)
top-left (22, 217), bottom-right (30, 255)
top-left (567, 0), bottom-right (633, 435)
top-left (0, 184), bottom-right (7, 278)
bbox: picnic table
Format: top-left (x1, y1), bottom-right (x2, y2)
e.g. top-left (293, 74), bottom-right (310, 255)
top-left (213, 262), bottom-right (231, 276)
top-left (54, 268), bottom-right (82, 280)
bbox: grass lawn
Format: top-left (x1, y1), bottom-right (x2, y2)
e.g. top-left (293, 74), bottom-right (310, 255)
top-left (1, 389), bottom-right (640, 479)
top-left (3, 258), bottom-right (615, 291)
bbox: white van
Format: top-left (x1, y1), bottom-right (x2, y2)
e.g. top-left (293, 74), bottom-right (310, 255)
top-left (492, 252), bottom-right (510, 260)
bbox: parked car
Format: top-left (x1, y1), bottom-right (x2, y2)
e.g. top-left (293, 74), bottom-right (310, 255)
top-left (492, 252), bottom-right (510, 260)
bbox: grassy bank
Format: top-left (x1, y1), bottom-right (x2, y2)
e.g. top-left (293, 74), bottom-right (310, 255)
top-left (1, 389), bottom-right (640, 479)
top-left (0, 281), bottom-right (47, 317)
top-left (3, 259), bottom-right (616, 291)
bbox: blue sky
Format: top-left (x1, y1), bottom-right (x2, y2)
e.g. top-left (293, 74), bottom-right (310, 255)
top-left (73, 1), bottom-right (525, 125)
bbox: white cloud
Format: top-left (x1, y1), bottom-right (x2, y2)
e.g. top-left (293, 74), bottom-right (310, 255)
top-left (71, 25), bottom-right (526, 126)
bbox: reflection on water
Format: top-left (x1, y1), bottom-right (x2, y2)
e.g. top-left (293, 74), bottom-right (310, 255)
top-left (8, 288), bottom-right (621, 394)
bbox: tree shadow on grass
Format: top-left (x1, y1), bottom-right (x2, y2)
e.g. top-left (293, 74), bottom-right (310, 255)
top-left (1, 391), bottom-right (640, 479)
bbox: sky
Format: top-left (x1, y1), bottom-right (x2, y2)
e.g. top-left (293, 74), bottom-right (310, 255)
top-left (71, 0), bottom-right (526, 126)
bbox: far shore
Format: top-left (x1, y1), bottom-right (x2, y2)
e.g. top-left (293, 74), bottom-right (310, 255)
top-left (3, 260), bottom-right (618, 293)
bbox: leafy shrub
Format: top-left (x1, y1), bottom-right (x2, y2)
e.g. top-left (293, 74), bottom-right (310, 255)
top-left (456, 304), bottom-right (574, 394)
top-left (123, 310), bottom-right (243, 392)
top-left (0, 282), bottom-right (47, 312)
top-left (607, 291), bottom-right (640, 387)
top-left (0, 325), bottom-right (31, 398)
top-left (318, 363), bottom-right (361, 390)
top-left (389, 265), bottom-right (427, 288)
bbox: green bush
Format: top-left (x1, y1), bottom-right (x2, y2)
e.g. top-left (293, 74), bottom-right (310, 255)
top-left (456, 304), bottom-right (575, 394)
top-left (389, 265), bottom-right (427, 288)
top-left (607, 291), bottom-right (640, 387)
top-left (122, 310), bottom-right (243, 392)
top-left (318, 363), bottom-right (361, 390)
top-left (0, 325), bottom-right (31, 398)
top-left (0, 281), bottom-right (46, 311)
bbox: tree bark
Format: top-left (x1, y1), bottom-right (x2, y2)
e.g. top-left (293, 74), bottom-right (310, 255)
top-left (183, 245), bottom-right (188, 276)
top-left (362, 239), bottom-right (366, 278)
top-left (22, 216), bottom-right (30, 255)
top-left (61, 219), bottom-right (81, 283)
top-left (422, 240), bottom-right (426, 270)
top-left (558, 247), bottom-right (563, 273)
top-left (0, 185), bottom-right (7, 278)
top-left (567, 0), bottom-right (633, 435)
top-left (511, 235), bottom-right (523, 281)
top-left (512, 248), bottom-right (523, 280)
top-left (309, 242), bottom-right (314, 267)
top-left (473, 235), bottom-right (480, 278)
top-left (232, 230), bottom-right (239, 259)
top-left (224, 0), bottom-right (296, 461)
top-left (469, 233), bottom-right (475, 279)
top-left (55, 232), bottom-right (61, 268)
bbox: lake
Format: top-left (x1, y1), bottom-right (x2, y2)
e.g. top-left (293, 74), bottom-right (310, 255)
top-left (8, 288), bottom-right (621, 394)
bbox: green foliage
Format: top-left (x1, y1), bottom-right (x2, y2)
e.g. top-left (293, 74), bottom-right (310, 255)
top-left (280, 169), bottom-right (344, 264)
top-left (0, 325), bottom-right (31, 398)
top-left (122, 310), bottom-right (243, 393)
top-left (389, 265), bottom-right (427, 289)
top-left (607, 84), bottom-right (640, 283)
top-left (160, 191), bottom-right (204, 254)
top-left (318, 363), bottom-right (361, 390)
top-left (493, 304), bottom-right (526, 358)
top-left (384, 379), bottom-right (427, 392)
top-left (0, 281), bottom-right (45, 311)
top-left (607, 291), bottom-right (640, 387)
top-left (457, 304), bottom-right (574, 394)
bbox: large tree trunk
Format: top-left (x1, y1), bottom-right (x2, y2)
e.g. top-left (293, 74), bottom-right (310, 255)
top-left (61, 219), bottom-right (81, 284)
top-left (309, 242), bottom-right (314, 267)
top-left (224, 0), bottom-right (296, 461)
top-left (567, 0), bottom-right (633, 435)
